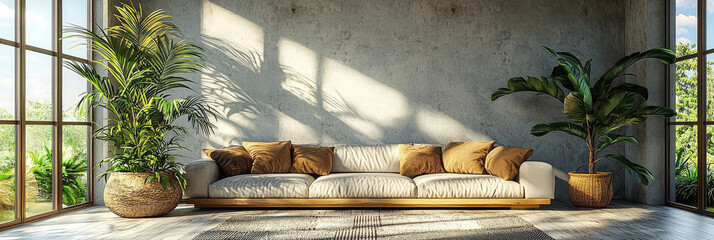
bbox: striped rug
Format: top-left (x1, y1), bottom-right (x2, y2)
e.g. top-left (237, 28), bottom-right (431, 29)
top-left (194, 211), bottom-right (552, 240)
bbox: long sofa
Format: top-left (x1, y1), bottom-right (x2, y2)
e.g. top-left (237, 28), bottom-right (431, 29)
top-left (183, 144), bottom-right (554, 209)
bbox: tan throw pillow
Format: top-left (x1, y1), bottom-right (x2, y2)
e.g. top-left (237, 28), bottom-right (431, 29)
top-left (203, 146), bottom-right (253, 177)
top-left (485, 146), bottom-right (534, 180)
top-left (243, 141), bottom-right (293, 173)
top-left (442, 141), bottom-right (496, 174)
top-left (290, 145), bottom-right (334, 175)
top-left (398, 144), bottom-right (445, 177)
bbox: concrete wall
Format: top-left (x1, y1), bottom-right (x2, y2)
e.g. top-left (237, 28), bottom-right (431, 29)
top-left (624, 0), bottom-right (669, 205)
top-left (92, 0), bottom-right (644, 203)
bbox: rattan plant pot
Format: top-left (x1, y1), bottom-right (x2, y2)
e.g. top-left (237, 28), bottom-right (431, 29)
top-left (568, 171), bottom-right (613, 208)
top-left (104, 172), bottom-right (182, 218)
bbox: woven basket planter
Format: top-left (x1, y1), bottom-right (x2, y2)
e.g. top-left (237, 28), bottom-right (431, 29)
top-left (568, 171), bottom-right (613, 208)
top-left (104, 172), bottom-right (182, 218)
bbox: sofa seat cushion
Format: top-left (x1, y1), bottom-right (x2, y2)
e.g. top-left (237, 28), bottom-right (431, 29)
top-left (208, 173), bottom-right (314, 198)
top-left (309, 173), bottom-right (416, 198)
top-left (413, 173), bottom-right (524, 198)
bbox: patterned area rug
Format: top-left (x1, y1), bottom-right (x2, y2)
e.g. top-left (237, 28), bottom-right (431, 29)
top-left (193, 211), bottom-right (553, 240)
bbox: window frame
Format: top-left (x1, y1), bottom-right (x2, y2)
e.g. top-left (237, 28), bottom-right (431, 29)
top-left (0, 0), bottom-right (94, 231)
top-left (666, 0), bottom-right (714, 217)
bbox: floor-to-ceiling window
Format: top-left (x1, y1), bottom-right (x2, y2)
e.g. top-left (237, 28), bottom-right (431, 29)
top-left (0, 0), bottom-right (92, 229)
top-left (669, 0), bottom-right (714, 216)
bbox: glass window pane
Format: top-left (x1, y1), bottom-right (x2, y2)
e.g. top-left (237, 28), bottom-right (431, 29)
top-left (0, 44), bottom-right (14, 120)
top-left (26, 0), bottom-right (53, 50)
top-left (672, 125), bottom-right (698, 208)
top-left (62, 0), bottom-right (88, 59)
top-left (25, 125), bottom-right (54, 217)
top-left (25, 50), bottom-right (53, 121)
top-left (676, 58), bottom-right (698, 121)
top-left (0, 0), bottom-right (15, 41)
top-left (61, 125), bottom-right (87, 207)
top-left (62, 66), bottom-right (87, 121)
top-left (676, 0), bottom-right (698, 57)
top-left (0, 125), bottom-right (16, 223)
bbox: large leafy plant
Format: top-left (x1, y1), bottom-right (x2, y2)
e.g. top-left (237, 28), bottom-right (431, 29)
top-left (64, 4), bottom-right (215, 189)
top-left (492, 47), bottom-right (676, 185)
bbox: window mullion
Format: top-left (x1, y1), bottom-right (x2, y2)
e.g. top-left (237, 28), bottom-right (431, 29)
top-left (54, 0), bottom-right (63, 213)
top-left (697, 0), bottom-right (707, 213)
top-left (16, 0), bottom-right (26, 222)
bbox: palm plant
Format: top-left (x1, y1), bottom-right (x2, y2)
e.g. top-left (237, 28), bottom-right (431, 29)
top-left (491, 47), bottom-right (676, 185)
top-left (64, 4), bottom-right (215, 189)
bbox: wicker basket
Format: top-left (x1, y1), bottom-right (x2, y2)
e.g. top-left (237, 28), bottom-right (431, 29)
top-left (568, 171), bottom-right (613, 208)
top-left (104, 172), bottom-right (182, 218)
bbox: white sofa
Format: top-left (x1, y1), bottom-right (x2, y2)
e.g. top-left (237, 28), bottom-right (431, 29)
top-left (183, 144), bottom-right (554, 209)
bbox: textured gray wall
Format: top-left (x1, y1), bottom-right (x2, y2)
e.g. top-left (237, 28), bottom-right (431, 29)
top-left (128, 0), bottom-right (635, 202)
top-left (624, 0), bottom-right (668, 205)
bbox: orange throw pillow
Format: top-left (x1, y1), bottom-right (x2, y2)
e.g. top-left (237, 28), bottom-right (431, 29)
top-left (203, 146), bottom-right (253, 177)
top-left (442, 141), bottom-right (496, 174)
top-left (485, 146), bottom-right (534, 180)
top-left (290, 145), bottom-right (334, 175)
top-left (243, 141), bottom-right (292, 173)
top-left (398, 144), bottom-right (445, 177)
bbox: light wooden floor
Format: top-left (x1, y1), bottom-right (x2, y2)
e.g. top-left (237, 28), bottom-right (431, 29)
top-left (0, 200), bottom-right (713, 239)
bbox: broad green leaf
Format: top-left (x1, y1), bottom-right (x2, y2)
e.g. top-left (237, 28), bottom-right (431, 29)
top-left (606, 154), bottom-right (654, 185)
top-left (609, 83), bottom-right (649, 100)
top-left (491, 77), bottom-right (565, 101)
top-left (635, 106), bottom-right (676, 117)
top-left (531, 122), bottom-right (587, 139)
top-left (598, 116), bottom-right (645, 134)
top-left (544, 47), bottom-right (593, 112)
top-left (563, 92), bottom-right (588, 122)
top-left (592, 48), bottom-right (675, 99)
top-left (550, 66), bottom-right (574, 91)
top-left (594, 91), bottom-right (628, 121)
top-left (596, 134), bottom-right (637, 154)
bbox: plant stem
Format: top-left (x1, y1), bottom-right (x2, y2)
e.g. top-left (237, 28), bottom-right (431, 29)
top-left (586, 121), bottom-right (595, 174)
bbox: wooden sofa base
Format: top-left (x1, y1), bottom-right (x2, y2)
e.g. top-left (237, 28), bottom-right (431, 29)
top-left (187, 198), bottom-right (550, 209)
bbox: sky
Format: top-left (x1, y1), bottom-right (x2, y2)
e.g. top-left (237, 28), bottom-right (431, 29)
top-left (675, 0), bottom-right (714, 50)
top-left (0, 0), bottom-right (88, 121)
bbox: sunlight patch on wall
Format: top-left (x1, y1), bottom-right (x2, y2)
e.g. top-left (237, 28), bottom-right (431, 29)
top-left (415, 106), bottom-right (491, 142)
top-left (321, 58), bottom-right (409, 127)
top-left (202, 1), bottom-right (263, 54)
top-left (211, 117), bottom-right (247, 145)
top-left (278, 37), bottom-right (319, 106)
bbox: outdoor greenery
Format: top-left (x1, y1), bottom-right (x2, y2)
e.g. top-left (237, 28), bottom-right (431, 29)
top-left (64, 4), bottom-right (215, 189)
top-left (0, 100), bottom-right (89, 223)
top-left (673, 42), bottom-right (714, 208)
top-left (492, 47), bottom-right (676, 186)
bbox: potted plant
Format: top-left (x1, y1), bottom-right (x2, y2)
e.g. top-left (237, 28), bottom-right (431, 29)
top-left (64, 4), bottom-right (215, 217)
top-left (491, 47), bottom-right (676, 208)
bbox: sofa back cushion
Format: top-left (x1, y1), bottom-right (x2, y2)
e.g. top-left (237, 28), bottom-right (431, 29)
top-left (331, 144), bottom-right (400, 173)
